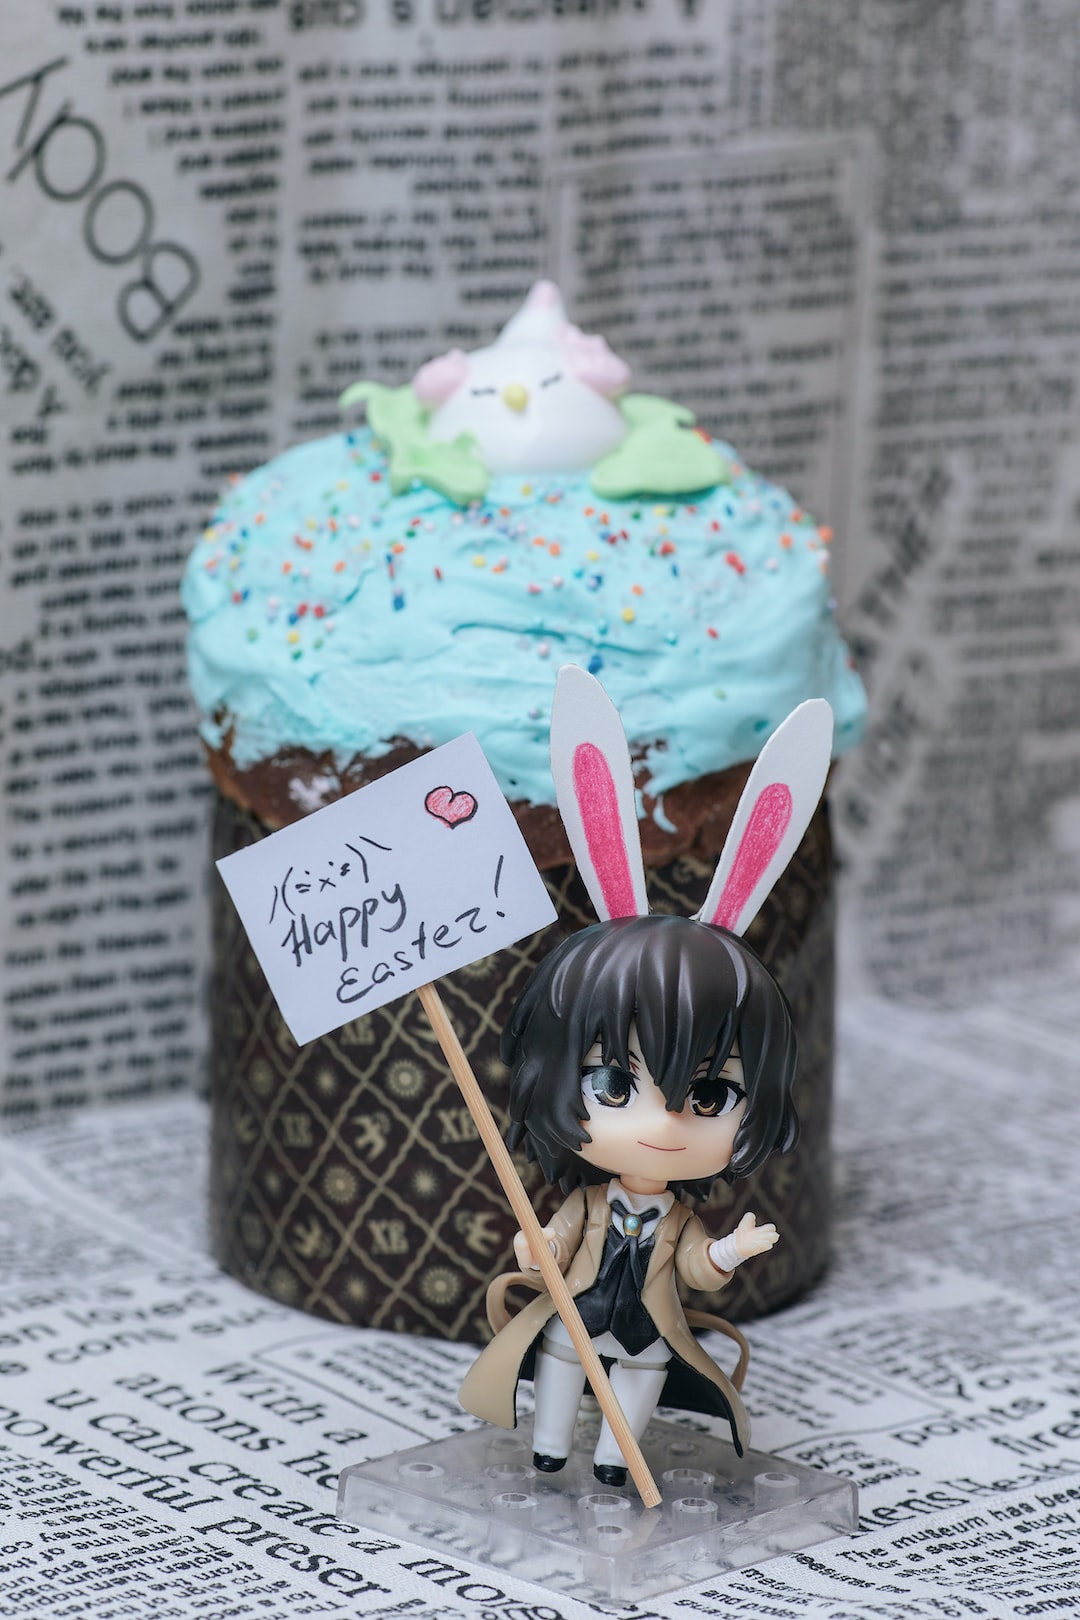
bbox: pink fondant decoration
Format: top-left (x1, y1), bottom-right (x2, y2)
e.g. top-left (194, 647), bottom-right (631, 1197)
top-left (527, 280), bottom-right (560, 309)
top-left (572, 742), bottom-right (640, 919)
top-left (559, 324), bottom-right (632, 397)
top-left (424, 785), bottom-right (479, 828)
top-left (709, 783), bottom-right (793, 931)
top-left (412, 348), bottom-right (469, 407)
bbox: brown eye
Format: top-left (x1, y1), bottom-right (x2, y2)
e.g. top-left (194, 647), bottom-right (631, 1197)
top-left (582, 1066), bottom-right (637, 1110)
top-left (688, 1077), bottom-right (745, 1118)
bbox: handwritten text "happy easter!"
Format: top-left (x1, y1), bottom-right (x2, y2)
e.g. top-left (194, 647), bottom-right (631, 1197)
top-left (270, 839), bottom-right (510, 1006)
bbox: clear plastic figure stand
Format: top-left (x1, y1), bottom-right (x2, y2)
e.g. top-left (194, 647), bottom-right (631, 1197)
top-left (337, 1415), bottom-right (858, 1601)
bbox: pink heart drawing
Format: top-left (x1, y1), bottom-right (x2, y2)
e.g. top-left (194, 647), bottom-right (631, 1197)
top-left (424, 785), bottom-right (479, 829)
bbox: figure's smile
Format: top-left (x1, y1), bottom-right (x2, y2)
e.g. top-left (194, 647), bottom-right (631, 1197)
top-left (638, 1141), bottom-right (685, 1151)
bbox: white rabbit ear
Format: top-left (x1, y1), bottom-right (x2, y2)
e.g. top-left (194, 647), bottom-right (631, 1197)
top-left (550, 665), bottom-right (649, 921)
top-left (695, 699), bottom-right (834, 936)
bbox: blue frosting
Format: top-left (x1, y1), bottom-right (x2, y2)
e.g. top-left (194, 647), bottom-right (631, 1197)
top-left (182, 429), bottom-right (866, 812)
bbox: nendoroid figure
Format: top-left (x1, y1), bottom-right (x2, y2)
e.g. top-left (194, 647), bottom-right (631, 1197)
top-left (458, 667), bottom-right (833, 1487)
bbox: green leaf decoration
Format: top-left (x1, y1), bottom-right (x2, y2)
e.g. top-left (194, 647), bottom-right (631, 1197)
top-left (397, 435), bottom-right (490, 505)
top-left (590, 393), bottom-right (731, 499)
top-left (339, 380), bottom-right (490, 505)
top-left (338, 381), bottom-right (729, 505)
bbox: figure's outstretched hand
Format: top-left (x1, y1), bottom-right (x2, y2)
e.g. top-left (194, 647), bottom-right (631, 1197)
top-left (513, 1226), bottom-right (558, 1271)
top-left (732, 1211), bottom-right (780, 1258)
top-left (708, 1211), bottom-right (780, 1273)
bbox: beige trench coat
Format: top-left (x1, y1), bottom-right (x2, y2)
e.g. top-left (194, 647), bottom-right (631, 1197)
top-left (458, 1182), bottom-right (751, 1454)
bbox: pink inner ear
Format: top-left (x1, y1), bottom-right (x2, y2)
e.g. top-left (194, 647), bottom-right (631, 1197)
top-left (559, 324), bottom-right (631, 397)
top-left (411, 348), bottom-right (469, 407)
top-left (709, 784), bottom-right (793, 931)
top-left (573, 742), bottom-right (639, 919)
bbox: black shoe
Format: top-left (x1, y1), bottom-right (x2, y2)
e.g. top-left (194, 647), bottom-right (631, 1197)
top-left (593, 1463), bottom-right (627, 1487)
top-left (532, 1452), bottom-right (566, 1473)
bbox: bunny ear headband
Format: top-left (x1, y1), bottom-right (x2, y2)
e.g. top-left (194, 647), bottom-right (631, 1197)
top-left (549, 664), bottom-right (834, 935)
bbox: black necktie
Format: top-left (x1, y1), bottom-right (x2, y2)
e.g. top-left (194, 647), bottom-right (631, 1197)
top-left (610, 1199), bottom-right (660, 1291)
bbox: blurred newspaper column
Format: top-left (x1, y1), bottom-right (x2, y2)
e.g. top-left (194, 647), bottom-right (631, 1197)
top-left (2, 2), bottom-right (1080, 1114)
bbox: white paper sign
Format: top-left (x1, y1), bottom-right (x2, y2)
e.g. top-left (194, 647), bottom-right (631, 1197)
top-left (216, 734), bottom-right (558, 1046)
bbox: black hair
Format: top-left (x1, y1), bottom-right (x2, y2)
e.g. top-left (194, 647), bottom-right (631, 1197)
top-left (502, 914), bottom-right (799, 1198)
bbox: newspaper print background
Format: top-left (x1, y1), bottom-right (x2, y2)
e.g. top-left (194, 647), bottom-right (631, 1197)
top-left (3, 0), bottom-right (1080, 1111)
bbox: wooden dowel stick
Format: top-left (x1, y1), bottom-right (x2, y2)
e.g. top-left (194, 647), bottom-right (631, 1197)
top-left (417, 979), bottom-right (662, 1509)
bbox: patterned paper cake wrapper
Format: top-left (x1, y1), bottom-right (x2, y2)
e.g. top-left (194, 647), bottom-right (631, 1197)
top-left (208, 791), bottom-right (835, 1341)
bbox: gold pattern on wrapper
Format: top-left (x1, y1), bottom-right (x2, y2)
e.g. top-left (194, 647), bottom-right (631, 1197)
top-left (208, 793), bottom-right (835, 1339)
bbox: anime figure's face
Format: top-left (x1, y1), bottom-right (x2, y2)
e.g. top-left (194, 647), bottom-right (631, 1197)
top-left (576, 1023), bottom-right (747, 1193)
top-left (503, 915), bottom-right (799, 1198)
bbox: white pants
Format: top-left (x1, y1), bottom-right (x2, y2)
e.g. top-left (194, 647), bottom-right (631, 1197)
top-left (531, 1314), bottom-right (670, 1467)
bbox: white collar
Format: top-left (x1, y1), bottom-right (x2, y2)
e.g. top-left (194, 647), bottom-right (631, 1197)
top-left (606, 1181), bottom-right (675, 1219)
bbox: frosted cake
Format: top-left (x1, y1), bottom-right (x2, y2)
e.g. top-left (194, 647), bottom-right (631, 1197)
top-left (183, 283), bottom-right (865, 1338)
